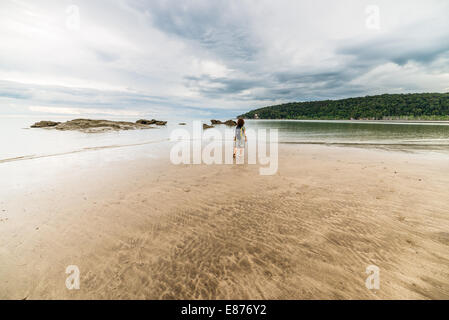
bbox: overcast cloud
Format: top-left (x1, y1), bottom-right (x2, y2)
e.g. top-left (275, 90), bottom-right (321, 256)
top-left (1, 0), bottom-right (449, 119)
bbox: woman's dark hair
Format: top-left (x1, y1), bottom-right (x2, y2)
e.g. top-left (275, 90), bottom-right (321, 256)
top-left (237, 118), bottom-right (245, 128)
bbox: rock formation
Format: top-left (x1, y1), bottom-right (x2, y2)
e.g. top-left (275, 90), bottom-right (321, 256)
top-left (224, 120), bottom-right (237, 126)
top-left (136, 119), bottom-right (167, 125)
top-left (30, 119), bottom-right (157, 133)
top-left (210, 119), bottom-right (237, 126)
top-left (30, 121), bottom-right (61, 128)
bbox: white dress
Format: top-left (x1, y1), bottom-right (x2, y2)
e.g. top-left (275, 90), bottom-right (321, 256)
top-left (235, 126), bottom-right (245, 148)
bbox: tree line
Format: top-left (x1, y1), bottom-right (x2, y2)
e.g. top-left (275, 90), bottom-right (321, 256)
top-left (238, 93), bottom-right (449, 120)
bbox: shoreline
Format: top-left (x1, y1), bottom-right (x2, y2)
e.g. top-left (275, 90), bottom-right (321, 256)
top-left (246, 119), bottom-right (449, 124)
top-left (2, 137), bottom-right (449, 165)
top-left (1, 144), bottom-right (448, 299)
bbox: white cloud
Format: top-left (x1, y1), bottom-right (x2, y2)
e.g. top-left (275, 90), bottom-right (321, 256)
top-left (0, 0), bottom-right (448, 118)
top-left (28, 105), bottom-right (145, 117)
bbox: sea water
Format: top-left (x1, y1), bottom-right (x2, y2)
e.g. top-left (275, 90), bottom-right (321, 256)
top-left (1, 117), bottom-right (449, 192)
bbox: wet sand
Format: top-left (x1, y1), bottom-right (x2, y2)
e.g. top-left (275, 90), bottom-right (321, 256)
top-left (0, 144), bottom-right (448, 299)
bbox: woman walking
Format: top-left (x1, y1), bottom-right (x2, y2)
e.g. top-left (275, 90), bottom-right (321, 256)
top-left (233, 118), bottom-right (247, 158)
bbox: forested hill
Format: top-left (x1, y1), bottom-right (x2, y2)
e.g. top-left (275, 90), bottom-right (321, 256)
top-left (238, 93), bottom-right (449, 120)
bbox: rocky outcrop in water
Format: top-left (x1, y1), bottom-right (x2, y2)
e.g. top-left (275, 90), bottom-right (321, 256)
top-left (31, 121), bottom-right (61, 128)
top-left (136, 119), bottom-right (167, 125)
top-left (210, 119), bottom-right (237, 126)
top-left (224, 120), bottom-right (237, 126)
top-left (30, 119), bottom-right (157, 133)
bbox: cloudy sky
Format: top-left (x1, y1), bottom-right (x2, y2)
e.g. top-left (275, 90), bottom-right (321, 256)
top-left (1, 0), bottom-right (449, 119)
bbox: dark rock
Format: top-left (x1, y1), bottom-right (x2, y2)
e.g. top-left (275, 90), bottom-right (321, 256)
top-left (178, 123), bottom-right (186, 125)
top-left (136, 119), bottom-right (156, 125)
top-left (211, 119), bottom-right (237, 126)
top-left (136, 119), bottom-right (167, 126)
top-left (31, 121), bottom-right (61, 128)
top-left (57, 119), bottom-right (135, 131)
top-left (203, 123), bottom-right (214, 130)
top-left (224, 120), bottom-right (237, 126)
top-left (31, 119), bottom-right (156, 132)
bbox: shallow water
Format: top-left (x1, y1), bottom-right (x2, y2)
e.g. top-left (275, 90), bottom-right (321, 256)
top-left (2, 118), bottom-right (449, 163)
top-left (1, 117), bottom-right (448, 195)
top-left (247, 120), bottom-right (449, 149)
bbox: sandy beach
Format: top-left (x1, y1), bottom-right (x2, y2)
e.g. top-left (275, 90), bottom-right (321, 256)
top-left (0, 144), bottom-right (448, 299)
